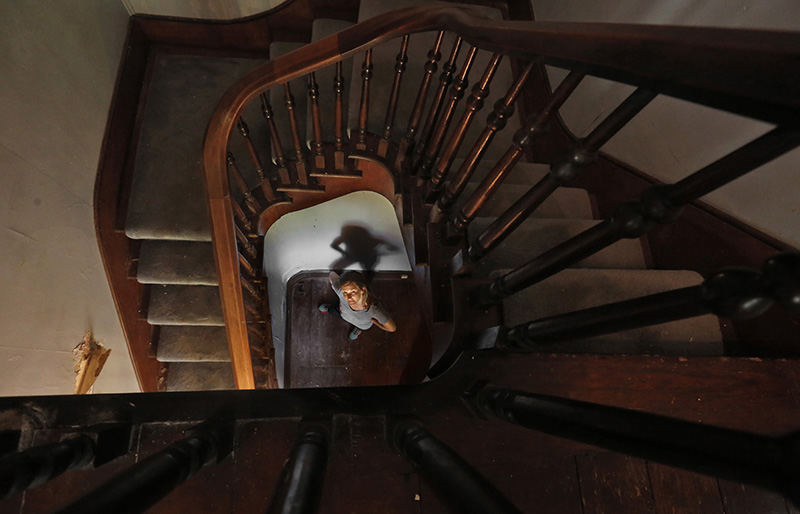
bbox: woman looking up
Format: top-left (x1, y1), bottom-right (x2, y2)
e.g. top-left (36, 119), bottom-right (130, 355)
top-left (318, 271), bottom-right (397, 340)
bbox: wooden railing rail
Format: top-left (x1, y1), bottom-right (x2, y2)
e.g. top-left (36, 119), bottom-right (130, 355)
top-left (204, 7), bottom-right (800, 389)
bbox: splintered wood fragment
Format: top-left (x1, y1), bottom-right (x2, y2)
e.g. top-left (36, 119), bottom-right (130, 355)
top-left (73, 331), bottom-right (111, 394)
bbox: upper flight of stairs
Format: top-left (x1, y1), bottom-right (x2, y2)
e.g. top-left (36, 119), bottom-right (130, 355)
top-left (122, 1), bottom-right (725, 391)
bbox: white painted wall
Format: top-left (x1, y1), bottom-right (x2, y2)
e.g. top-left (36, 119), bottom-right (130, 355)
top-left (533, 0), bottom-right (800, 248)
top-left (121, 0), bottom-right (286, 20)
top-left (0, 2), bottom-right (138, 395)
top-left (262, 192), bottom-right (411, 387)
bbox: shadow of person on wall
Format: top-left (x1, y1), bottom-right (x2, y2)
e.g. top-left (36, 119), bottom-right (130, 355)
top-left (329, 224), bottom-right (400, 281)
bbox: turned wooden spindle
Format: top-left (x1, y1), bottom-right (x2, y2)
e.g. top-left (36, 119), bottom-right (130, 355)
top-left (244, 301), bottom-right (263, 322)
top-left (415, 36), bottom-right (463, 169)
top-left (260, 93), bottom-right (291, 185)
top-left (284, 82), bottom-right (309, 185)
top-left (355, 49), bottom-right (374, 151)
top-left (226, 152), bottom-right (262, 216)
top-left (378, 35), bottom-right (410, 157)
top-left (235, 224), bottom-right (258, 262)
top-left (333, 61), bottom-right (347, 170)
top-left (445, 69), bottom-right (583, 234)
top-left (395, 31), bottom-right (445, 172)
top-left (307, 73), bottom-right (326, 170)
top-left (237, 118), bottom-right (277, 202)
top-left (432, 61), bottom-right (537, 221)
top-left (426, 53), bottom-right (503, 201)
top-left (240, 275), bottom-right (260, 300)
top-left (239, 252), bottom-right (257, 278)
top-left (231, 199), bottom-right (255, 234)
top-left (417, 45), bottom-right (481, 182)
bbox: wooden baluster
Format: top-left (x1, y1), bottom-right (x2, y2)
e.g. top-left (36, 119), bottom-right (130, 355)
top-left (333, 61), bottom-right (347, 170)
top-left (226, 153), bottom-right (262, 216)
top-left (267, 428), bottom-right (328, 514)
top-left (355, 49), bottom-right (373, 151)
top-left (460, 86), bottom-right (655, 257)
top-left (236, 118), bottom-right (277, 203)
top-left (260, 93), bottom-right (291, 185)
top-left (395, 31), bottom-right (445, 172)
top-left (392, 419), bottom-right (521, 513)
top-left (239, 252), bottom-right (257, 278)
top-left (284, 82), bottom-right (309, 185)
top-left (240, 275), bottom-right (261, 301)
top-left (244, 301), bottom-right (263, 322)
top-left (414, 36), bottom-right (463, 172)
top-left (417, 46), bottom-right (477, 181)
top-left (473, 127), bottom-right (800, 304)
top-left (235, 224), bottom-right (258, 262)
top-left (431, 61), bottom-right (548, 223)
top-left (231, 199), bottom-right (254, 234)
top-left (469, 384), bottom-right (795, 502)
top-left (378, 35), bottom-right (410, 158)
top-left (424, 51), bottom-right (500, 197)
top-left (307, 73), bottom-right (325, 171)
top-left (445, 70), bottom-right (584, 237)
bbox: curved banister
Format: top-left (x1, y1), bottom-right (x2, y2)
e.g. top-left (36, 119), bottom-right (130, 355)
top-left (203, 6), bottom-right (800, 389)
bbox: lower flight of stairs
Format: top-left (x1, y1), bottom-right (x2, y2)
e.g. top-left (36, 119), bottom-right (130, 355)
top-left (121, 4), bottom-right (724, 391)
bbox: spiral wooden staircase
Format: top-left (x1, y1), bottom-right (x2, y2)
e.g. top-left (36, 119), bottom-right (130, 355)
top-left (1, 0), bottom-right (799, 512)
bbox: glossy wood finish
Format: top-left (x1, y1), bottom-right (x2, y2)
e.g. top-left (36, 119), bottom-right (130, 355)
top-left (432, 60), bottom-right (536, 220)
top-left (427, 53), bottom-right (502, 195)
top-left (231, 197), bottom-right (255, 235)
top-left (283, 82), bottom-right (309, 184)
top-left (415, 36), bottom-right (463, 173)
top-left (447, 69), bottom-right (582, 236)
top-left (333, 61), bottom-right (346, 169)
top-left (226, 152), bottom-right (263, 216)
top-left (260, 93), bottom-right (291, 184)
top-left (417, 45), bottom-right (478, 180)
top-left (307, 73), bottom-right (325, 170)
top-left (355, 49), bottom-right (373, 151)
top-left (378, 35), bottom-right (410, 158)
top-left (237, 118), bottom-right (278, 202)
top-left (94, 22), bottom-right (160, 392)
top-left (395, 30), bottom-right (444, 172)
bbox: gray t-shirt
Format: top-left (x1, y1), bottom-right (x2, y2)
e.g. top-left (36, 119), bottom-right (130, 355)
top-left (332, 279), bottom-right (390, 330)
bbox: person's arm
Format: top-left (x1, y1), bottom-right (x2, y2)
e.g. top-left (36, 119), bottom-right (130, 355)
top-left (371, 316), bottom-right (397, 332)
top-left (328, 272), bottom-right (339, 286)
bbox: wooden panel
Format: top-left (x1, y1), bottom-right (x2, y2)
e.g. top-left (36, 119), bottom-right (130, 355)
top-left (576, 452), bottom-right (655, 514)
top-left (94, 21), bottom-right (161, 392)
top-left (647, 462), bottom-right (724, 514)
top-left (718, 480), bottom-right (791, 514)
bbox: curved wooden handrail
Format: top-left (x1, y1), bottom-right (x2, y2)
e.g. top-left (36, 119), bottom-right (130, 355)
top-left (203, 6), bottom-right (800, 389)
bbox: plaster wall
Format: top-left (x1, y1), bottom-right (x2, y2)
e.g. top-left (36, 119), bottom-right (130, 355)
top-left (0, 2), bottom-right (138, 395)
top-left (533, 0), bottom-right (800, 249)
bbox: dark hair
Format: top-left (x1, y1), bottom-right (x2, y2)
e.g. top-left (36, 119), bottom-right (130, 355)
top-left (339, 271), bottom-right (370, 306)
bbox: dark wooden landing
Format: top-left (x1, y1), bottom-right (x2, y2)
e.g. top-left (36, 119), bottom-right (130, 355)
top-left (286, 272), bottom-right (431, 388)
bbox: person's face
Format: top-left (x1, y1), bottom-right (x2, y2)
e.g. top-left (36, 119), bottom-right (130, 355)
top-left (341, 283), bottom-right (366, 311)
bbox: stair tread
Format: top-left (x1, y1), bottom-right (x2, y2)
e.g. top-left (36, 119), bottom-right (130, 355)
top-left (502, 268), bottom-right (723, 355)
top-left (166, 362), bottom-right (234, 391)
top-left (270, 42), bottom-right (309, 159)
top-left (468, 217), bottom-right (646, 273)
top-left (125, 54), bottom-right (266, 241)
top-left (157, 325), bottom-right (230, 362)
top-left (137, 240), bottom-right (218, 285)
top-left (457, 182), bottom-right (594, 219)
top-left (147, 284), bottom-right (224, 326)
top-left (309, 19), bottom-right (356, 144)
top-left (350, 0), bottom-right (521, 161)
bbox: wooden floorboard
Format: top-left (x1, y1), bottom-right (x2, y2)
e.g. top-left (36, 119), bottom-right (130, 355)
top-left (287, 272), bottom-right (431, 388)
